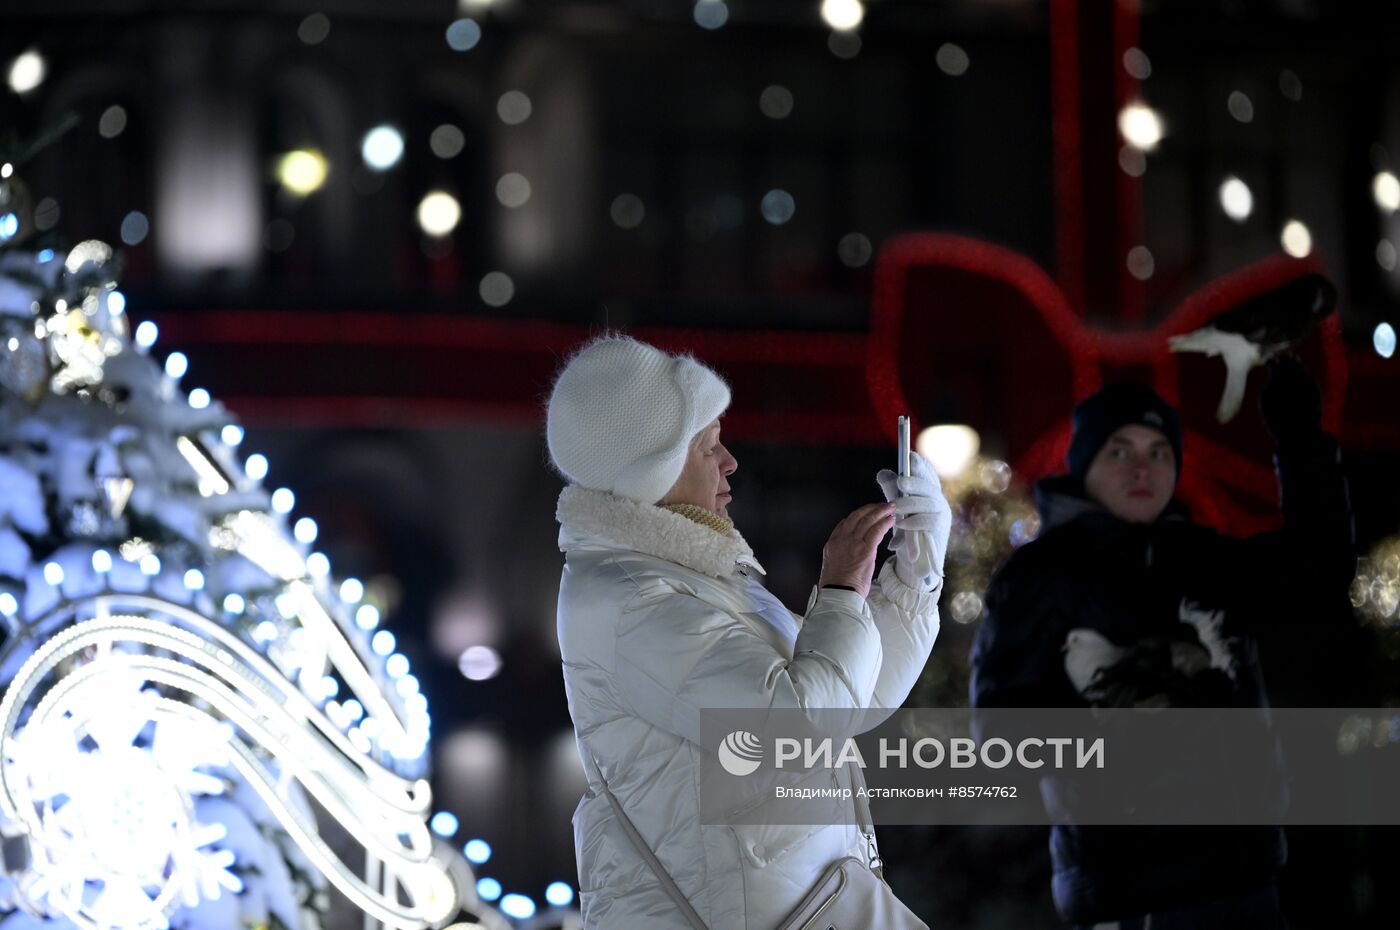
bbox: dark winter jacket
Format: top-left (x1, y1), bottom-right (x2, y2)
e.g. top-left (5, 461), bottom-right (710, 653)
top-left (969, 433), bottom-right (1354, 924)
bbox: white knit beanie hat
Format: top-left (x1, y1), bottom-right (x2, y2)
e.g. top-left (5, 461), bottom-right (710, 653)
top-left (546, 336), bottom-right (731, 503)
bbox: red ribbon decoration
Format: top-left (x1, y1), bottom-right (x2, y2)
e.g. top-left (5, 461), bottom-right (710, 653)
top-left (867, 232), bottom-right (1347, 537)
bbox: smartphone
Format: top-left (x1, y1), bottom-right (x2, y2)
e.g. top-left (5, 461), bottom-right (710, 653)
top-left (897, 415), bottom-right (911, 479)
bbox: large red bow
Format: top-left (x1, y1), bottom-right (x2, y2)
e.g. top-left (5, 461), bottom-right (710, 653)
top-left (866, 233), bottom-right (1347, 536)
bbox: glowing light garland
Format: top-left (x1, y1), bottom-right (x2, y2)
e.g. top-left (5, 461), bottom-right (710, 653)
top-left (0, 239), bottom-right (467, 930)
top-left (1, 600), bottom-right (454, 929)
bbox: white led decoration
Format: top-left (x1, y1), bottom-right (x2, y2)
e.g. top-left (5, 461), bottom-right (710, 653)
top-left (5, 674), bottom-right (242, 928)
top-left (0, 244), bottom-right (476, 930)
top-left (0, 600), bottom-right (457, 930)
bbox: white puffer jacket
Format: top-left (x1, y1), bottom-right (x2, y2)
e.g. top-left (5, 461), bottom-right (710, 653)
top-left (555, 485), bottom-right (941, 929)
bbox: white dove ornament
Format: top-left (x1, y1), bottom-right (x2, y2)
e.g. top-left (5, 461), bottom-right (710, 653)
top-left (1168, 272), bottom-right (1336, 423)
top-left (1063, 628), bottom-right (1128, 699)
top-left (1178, 599), bottom-right (1239, 681)
top-left (1167, 327), bottom-right (1260, 423)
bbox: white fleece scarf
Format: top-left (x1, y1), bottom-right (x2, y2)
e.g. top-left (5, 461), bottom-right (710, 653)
top-left (556, 485), bottom-right (764, 580)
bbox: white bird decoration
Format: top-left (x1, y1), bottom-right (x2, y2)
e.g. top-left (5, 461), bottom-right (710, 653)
top-left (1167, 328), bottom-right (1260, 423)
top-left (1177, 600), bottom-right (1237, 681)
top-left (1063, 628), bottom-right (1128, 699)
top-left (1168, 272), bottom-right (1336, 423)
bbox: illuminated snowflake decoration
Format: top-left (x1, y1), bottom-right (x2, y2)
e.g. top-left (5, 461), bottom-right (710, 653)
top-left (0, 242), bottom-right (463, 929)
top-left (6, 674), bottom-right (241, 930)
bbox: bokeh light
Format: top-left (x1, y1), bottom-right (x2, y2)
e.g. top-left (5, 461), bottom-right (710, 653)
top-left (429, 124), bottom-right (466, 159)
top-left (1377, 240), bottom-right (1397, 272)
top-left (1281, 219), bottom-right (1312, 257)
top-left (610, 194), bottom-right (645, 229)
top-left (244, 453), bottom-right (269, 481)
top-left (1118, 102), bottom-right (1164, 151)
top-left (497, 90), bottom-right (533, 125)
top-left (1373, 171), bottom-right (1400, 213)
top-left (340, 577), bottom-right (364, 603)
top-left (1122, 47), bottom-right (1152, 80)
top-left (1218, 176), bottom-right (1253, 221)
top-left (446, 19), bottom-right (481, 51)
top-left (828, 31), bottom-right (861, 59)
top-left (495, 173), bottom-right (532, 208)
top-left (759, 85), bottom-right (794, 120)
top-left (372, 630), bottom-right (396, 656)
top-left (479, 272), bottom-right (515, 308)
top-left (134, 320), bottom-right (158, 348)
top-left (1118, 145), bottom-right (1147, 178)
top-left (837, 232), bottom-right (873, 268)
top-left (271, 487), bottom-right (295, 514)
top-left (417, 191), bottom-right (462, 237)
top-left (459, 645), bottom-right (503, 681)
top-left (294, 517), bottom-right (318, 544)
top-left (385, 653), bottom-right (410, 679)
top-left (276, 150), bottom-right (329, 196)
top-left (1227, 90), bottom-right (1254, 123)
top-left (1375, 322), bottom-right (1397, 359)
top-left (99, 105), bottom-right (128, 139)
top-left (936, 43), bottom-right (970, 77)
top-left (760, 189), bottom-right (796, 225)
top-left (356, 604), bottom-right (381, 630)
top-left (430, 812), bottom-right (459, 837)
top-left (8, 50), bottom-right (46, 94)
top-left (361, 126), bottom-right (405, 171)
top-left (694, 1), bottom-right (728, 30)
top-left (33, 198), bottom-right (59, 231)
top-left (120, 211), bottom-right (150, 246)
top-left (1126, 245), bottom-right (1155, 280)
top-left (298, 13), bottom-right (331, 45)
top-left (820, 0), bottom-right (864, 31)
top-left (465, 839), bottom-right (492, 864)
top-left (950, 590), bottom-right (984, 625)
top-left (916, 424), bottom-right (980, 479)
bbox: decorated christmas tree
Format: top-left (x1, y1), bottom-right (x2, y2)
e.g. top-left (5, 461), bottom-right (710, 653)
top-left (0, 161), bottom-right (472, 929)
top-left (909, 453), bottom-right (1038, 708)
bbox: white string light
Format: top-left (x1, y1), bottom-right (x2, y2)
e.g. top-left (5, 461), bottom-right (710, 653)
top-left (0, 605), bottom-right (455, 929)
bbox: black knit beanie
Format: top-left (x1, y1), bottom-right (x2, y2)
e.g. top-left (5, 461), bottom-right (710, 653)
top-left (1066, 382), bottom-right (1183, 483)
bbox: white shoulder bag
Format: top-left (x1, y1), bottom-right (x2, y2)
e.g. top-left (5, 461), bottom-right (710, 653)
top-left (583, 749), bottom-right (929, 930)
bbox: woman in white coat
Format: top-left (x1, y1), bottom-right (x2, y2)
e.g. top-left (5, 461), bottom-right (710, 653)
top-left (547, 335), bottom-right (949, 929)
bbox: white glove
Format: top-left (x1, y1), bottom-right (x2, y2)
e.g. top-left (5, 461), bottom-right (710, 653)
top-left (874, 451), bottom-right (951, 593)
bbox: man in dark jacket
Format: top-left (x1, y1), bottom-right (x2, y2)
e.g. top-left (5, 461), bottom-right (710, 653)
top-left (969, 359), bottom-right (1354, 928)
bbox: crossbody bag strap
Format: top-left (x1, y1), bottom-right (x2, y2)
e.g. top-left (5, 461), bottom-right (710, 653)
top-left (581, 747), bottom-right (710, 930)
top-left (848, 761), bottom-right (886, 880)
